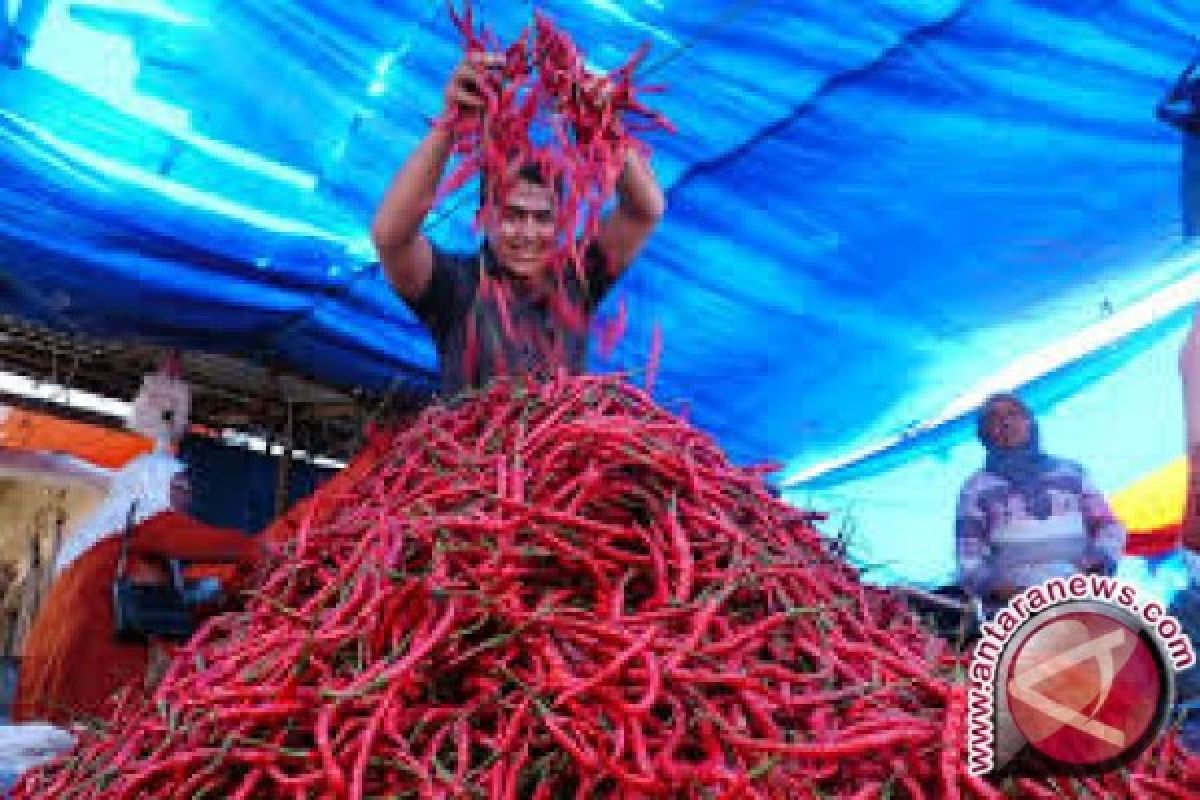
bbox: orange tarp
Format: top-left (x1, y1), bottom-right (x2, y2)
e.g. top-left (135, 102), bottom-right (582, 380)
top-left (0, 406), bottom-right (151, 468)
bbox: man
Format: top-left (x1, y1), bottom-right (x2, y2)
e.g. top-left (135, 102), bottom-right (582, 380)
top-left (1181, 307), bottom-right (1200, 550)
top-left (371, 53), bottom-right (665, 393)
top-left (955, 394), bottom-right (1126, 611)
top-left (1175, 308), bottom-right (1200, 749)
top-left (14, 453), bottom-right (261, 726)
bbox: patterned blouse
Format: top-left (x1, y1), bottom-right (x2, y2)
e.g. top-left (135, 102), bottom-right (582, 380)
top-left (955, 458), bottom-right (1126, 599)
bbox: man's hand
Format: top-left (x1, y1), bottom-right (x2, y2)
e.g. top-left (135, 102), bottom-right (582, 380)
top-left (444, 52), bottom-right (505, 118)
top-left (575, 73), bottom-right (614, 107)
top-left (374, 56), bottom-right (506, 303)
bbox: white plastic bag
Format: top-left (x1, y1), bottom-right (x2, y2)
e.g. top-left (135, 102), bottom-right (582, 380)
top-left (0, 722), bottom-right (74, 775)
top-left (128, 359), bottom-right (191, 446)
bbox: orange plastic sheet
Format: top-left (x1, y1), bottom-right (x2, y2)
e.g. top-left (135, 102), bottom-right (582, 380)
top-left (0, 405), bottom-right (151, 468)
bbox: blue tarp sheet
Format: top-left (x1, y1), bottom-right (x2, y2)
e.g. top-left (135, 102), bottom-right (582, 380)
top-left (3, 1), bottom-right (1200, 581)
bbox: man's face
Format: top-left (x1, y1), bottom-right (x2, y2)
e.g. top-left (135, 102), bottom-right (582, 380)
top-left (983, 399), bottom-right (1032, 449)
top-left (169, 473), bottom-right (192, 512)
top-left (486, 179), bottom-right (558, 282)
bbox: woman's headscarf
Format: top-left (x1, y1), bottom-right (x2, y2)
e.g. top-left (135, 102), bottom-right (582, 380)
top-left (978, 393), bottom-right (1056, 520)
top-left (53, 450), bottom-right (185, 574)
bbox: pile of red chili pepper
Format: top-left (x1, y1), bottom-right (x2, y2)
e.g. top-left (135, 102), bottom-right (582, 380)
top-left (12, 375), bottom-right (1200, 798)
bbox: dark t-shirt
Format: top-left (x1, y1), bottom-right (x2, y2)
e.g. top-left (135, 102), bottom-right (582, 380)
top-left (407, 243), bottom-right (614, 395)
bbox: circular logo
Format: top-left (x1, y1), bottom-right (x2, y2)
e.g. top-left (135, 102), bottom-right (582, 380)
top-left (1004, 604), bottom-right (1172, 770)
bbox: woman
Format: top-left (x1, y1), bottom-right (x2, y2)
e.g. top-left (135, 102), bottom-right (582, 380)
top-left (955, 393), bottom-right (1127, 612)
top-left (11, 451), bottom-right (260, 726)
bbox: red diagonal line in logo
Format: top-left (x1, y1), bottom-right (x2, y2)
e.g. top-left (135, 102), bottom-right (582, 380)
top-left (1008, 628), bottom-right (1128, 747)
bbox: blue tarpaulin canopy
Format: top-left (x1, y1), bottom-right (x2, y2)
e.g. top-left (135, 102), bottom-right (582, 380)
top-left (3, 1), bottom-right (1200, 585)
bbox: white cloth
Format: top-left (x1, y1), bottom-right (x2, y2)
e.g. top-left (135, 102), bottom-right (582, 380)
top-left (53, 450), bottom-right (184, 575)
top-left (990, 511), bottom-right (1087, 545)
top-left (987, 511), bottom-right (1090, 587)
top-left (0, 723), bottom-right (74, 775)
